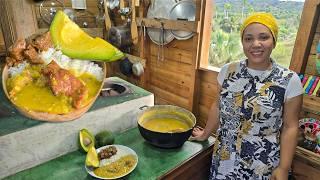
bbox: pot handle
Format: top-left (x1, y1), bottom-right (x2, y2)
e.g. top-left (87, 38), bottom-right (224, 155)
top-left (139, 105), bottom-right (149, 110)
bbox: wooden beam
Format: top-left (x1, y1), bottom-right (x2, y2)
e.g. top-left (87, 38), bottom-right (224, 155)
top-left (136, 18), bottom-right (199, 33)
top-left (190, 0), bottom-right (205, 114)
top-left (290, 0), bottom-right (320, 73)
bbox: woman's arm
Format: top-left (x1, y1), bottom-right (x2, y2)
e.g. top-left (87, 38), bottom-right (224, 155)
top-left (279, 95), bottom-right (302, 170)
top-left (191, 85), bottom-right (221, 141)
top-left (271, 94), bottom-right (302, 179)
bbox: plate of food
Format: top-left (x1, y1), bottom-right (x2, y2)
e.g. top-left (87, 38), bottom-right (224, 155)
top-left (1, 35), bottom-right (106, 122)
top-left (85, 145), bottom-right (138, 179)
top-left (1, 11), bottom-right (123, 122)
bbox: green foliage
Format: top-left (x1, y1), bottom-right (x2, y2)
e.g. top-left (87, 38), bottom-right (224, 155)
top-left (209, 0), bottom-right (304, 68)
top-left (271, 40), bottom-right (295, 67)
top-left (209, 29), bottom-right (244, 67)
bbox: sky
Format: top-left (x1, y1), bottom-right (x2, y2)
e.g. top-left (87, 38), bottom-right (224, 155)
top-left (279, 0), bottom-right (305, 2)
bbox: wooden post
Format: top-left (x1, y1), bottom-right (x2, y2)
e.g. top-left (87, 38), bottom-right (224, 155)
top-left (189, 0), bottom-right (205, 112)
top-left (0, 0), bottom-right (38, 51)
top-left (290, 0), bottom-right (320, 73)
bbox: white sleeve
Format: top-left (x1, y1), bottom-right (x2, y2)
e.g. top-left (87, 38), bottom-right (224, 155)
top-left (217, 64), bottom-right (229, 86)
top-left (285, 72), bottom-right (304, 101)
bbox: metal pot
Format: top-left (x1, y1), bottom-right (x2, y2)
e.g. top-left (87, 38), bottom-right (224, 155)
top-left (169, 0), bottom-right (196, 40)
top-left (108, 25), bottom-right (132, 49)
top-left (137, 105), bottom-right (196, 148)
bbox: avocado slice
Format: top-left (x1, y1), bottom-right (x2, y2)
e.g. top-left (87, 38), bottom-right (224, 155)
top-left (85, 146), bottom-right (99, 167)
top-left (79, 129), bottom-right (95, 152)
top-left (50, 11), bottom-right (124, 61)
top-left (95, 130), bottom-right (115, 148)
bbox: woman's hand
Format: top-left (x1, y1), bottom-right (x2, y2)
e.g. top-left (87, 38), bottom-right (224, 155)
top-left (190, 127), bottom-right (209, 141)
top-left (270, 167), bottom-right (288, 180)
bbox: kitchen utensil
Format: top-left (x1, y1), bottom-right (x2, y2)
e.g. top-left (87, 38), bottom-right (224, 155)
top-left (39, 0), bottom-right (64, 25)
top-left (85, 145), bottom-right (138, 179)
top-left (119, 0), bottom-right (125, 20)
top-left (119, 57), bottom-right (133, 76)
top-left (132, 62), bottom-right (144, 76)
top-left (137, 105), bottom-right (196, 148)
top-left (103, 0), bottom-right (112, 34)
top-left (157, 22), bottom-right (165, 61)
top-left (106, 0), bottom-right (120, 10)
top-left (169, 0), bottom-right (196, 40)
top-left (131, 0), bottom-right (138, 45)
top-left (146, 0), bottom-right (176, 45)
top-left (139, 20), bottom-right (146, 57)
top-left (108, 25), bottom-right (132, 49)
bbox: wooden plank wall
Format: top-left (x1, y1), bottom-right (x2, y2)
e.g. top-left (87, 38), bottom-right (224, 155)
top-left (110, 0), bottom-right (204, 113)
top-left (148, 39), bottom-right (194, 108)
top-left (0, 27), bottom-right (5, 55)
top-left (305, 16), bottom-right (320, 76)
top-left (197, 70), bottom-right (218, 127)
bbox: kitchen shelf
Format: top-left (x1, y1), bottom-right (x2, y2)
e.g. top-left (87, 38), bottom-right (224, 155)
top-left (295, 146), bottom-right (320, 169)
top-left (302, 95), bottom-right (320, 115)
top-left (136, 17), bottom-right (199, 33)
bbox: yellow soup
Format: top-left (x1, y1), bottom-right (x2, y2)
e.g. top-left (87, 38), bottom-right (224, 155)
top-left (142, 118), bottom-right (190, 133)
top-left (7, 66), bottom-right (102, 114)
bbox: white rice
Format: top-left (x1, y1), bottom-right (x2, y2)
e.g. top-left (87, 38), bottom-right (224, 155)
top-left (98, 146), bottom-right (136, 167)
top-left (7, 61), bottom-right (29, 77)
top-left (38, 48), bottom-right (104, 81)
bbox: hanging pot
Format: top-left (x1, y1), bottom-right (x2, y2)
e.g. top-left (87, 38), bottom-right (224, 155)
top-left (137, 105), bottom-right (196, 148)
top-left (169, 0), bottom-right (196, 40)
top-left (146, 0), bottom-right (176, 45)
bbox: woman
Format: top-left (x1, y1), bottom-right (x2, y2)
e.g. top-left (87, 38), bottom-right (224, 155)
top-left (192, 12), bottom-right (303, 179)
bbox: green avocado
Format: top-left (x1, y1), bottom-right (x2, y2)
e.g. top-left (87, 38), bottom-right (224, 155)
top-left (79, 129), bottom-right (95, 152)
top-left (50, 11), bottom-right (124, 61)
top-left (95, 130), bottom-right (115, 148)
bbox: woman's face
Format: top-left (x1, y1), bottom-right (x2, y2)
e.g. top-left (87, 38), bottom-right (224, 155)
top-left (242, 23), bottom-right (275, 69)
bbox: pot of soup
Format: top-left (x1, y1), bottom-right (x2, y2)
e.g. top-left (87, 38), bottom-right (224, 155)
top-left (137, 105), bottom-right (196, 148)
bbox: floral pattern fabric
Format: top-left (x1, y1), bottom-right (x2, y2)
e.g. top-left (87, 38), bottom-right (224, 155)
top-left (210, 60), bottom-right (294, 180)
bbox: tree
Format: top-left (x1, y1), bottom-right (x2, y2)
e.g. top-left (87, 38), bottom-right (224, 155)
top-left (241, 0), bottom-right (248, 21)
top-left (224, 3), bottom-right (232, 19)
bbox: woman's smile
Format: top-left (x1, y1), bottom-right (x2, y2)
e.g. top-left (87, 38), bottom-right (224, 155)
top-left (242, 23), bottom-right (275, 70)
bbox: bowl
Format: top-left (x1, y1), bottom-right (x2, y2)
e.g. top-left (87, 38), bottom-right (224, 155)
top-left (137, 105), bottom-right (196, 148)
top-left (2, 62), bottom-right (106, 122)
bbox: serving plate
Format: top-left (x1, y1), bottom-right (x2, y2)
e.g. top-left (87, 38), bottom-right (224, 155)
top-left (1, 62), bottom-right (106, 122)
top-left (85, 145), bottom-right (138, 179)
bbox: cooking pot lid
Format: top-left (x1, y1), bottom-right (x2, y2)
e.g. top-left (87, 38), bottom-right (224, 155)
top-left (146, 0), bottom-right (176, 45)
top-left (146, 28), bottom-right (175, 45)
top-left (169, 0), bottom-right (196, 40)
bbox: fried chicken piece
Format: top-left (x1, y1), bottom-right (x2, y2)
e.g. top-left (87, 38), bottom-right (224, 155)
top-left (6, 57), bottom-right (16, 67)
top-left (8, 39), bottom-right (26, 61)
top-left (32, 31), bottom-right (53, 51)
top-left (42, 61), bottom-right (88, 109)
top-left (23, 44), bottom-right (44, 64)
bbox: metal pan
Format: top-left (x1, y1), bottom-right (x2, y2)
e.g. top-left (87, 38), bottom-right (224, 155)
top-left (169, 0), bottom-right (196, 40)
top-left (146, 0), bottom-right (176, 45)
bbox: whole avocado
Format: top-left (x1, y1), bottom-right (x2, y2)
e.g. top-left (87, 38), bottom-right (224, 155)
top-left (95, 130), bottom-right (115, 148)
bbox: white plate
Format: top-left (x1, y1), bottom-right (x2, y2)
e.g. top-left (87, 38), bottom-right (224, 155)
top-left (85, 145), bottom-right (138, 179)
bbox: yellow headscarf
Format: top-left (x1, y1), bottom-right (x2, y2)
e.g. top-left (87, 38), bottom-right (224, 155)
top-left (240, 12), bottom-right (278, 43)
